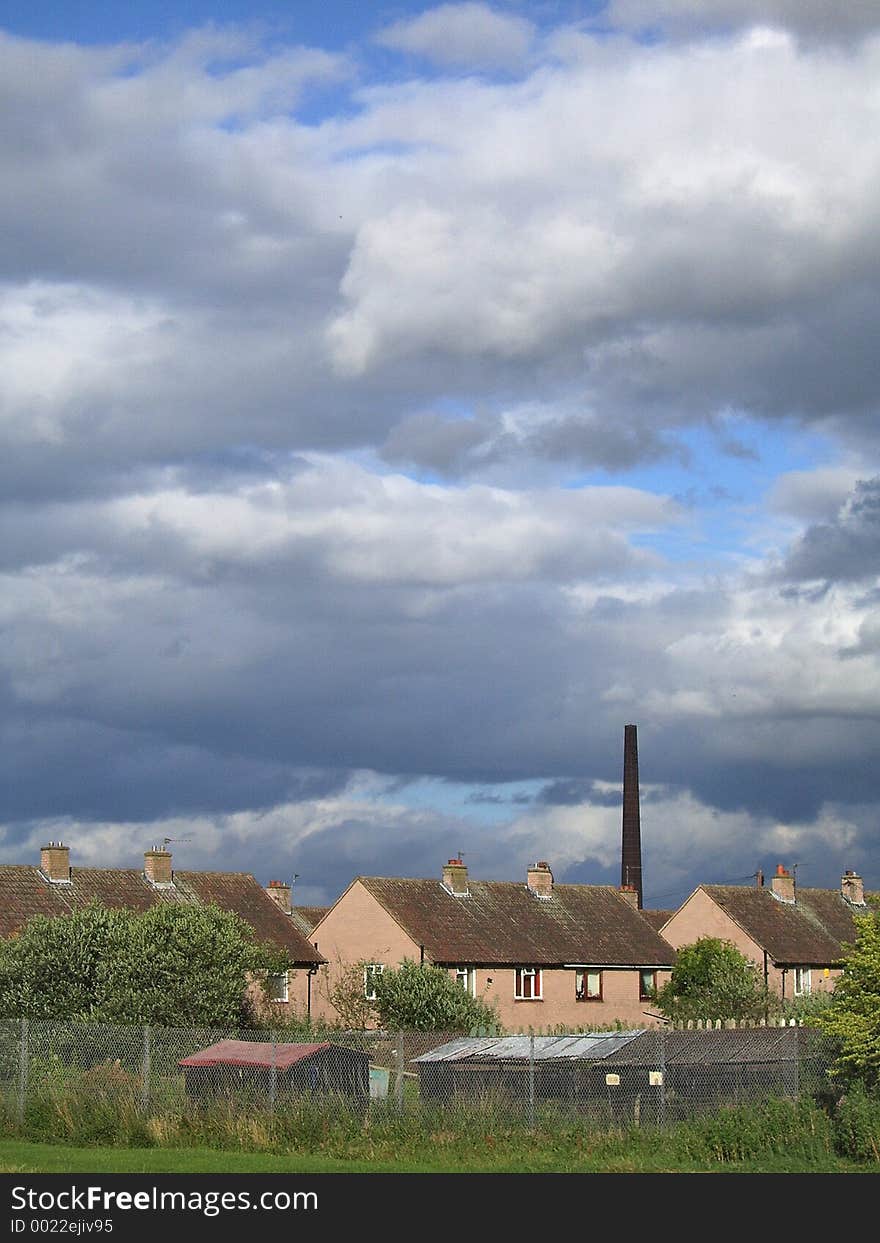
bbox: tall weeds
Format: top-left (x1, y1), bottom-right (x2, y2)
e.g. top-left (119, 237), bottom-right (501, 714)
top-left (0, 1085), bottom-right (876, 1166)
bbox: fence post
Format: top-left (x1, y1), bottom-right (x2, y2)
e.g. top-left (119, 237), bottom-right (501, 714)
top-left (528, 1032), bottom-right (535, 1131)
top-left (17, 1017), bottom-right (28, 1125)
top-left (792, 1024), bottom-right (799, 1098)
top-left (141, 1025), bottom-right (151, 1112)
top-left (659, 1026), bottom-right (666, 1128)
top-left (269, 1038), bottom-right (277, 1109)
top-left (394, 1031), bottom-right (405, 1115)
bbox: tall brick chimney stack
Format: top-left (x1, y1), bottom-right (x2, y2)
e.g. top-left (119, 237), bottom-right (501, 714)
top-left (442, 858), bottom-right (469, 896)
top-left (40, 841), bottom-right (71, 884)
top-left (621, 724), bottom-right (643, 909)
top-left (527, 861), bottom-right (553, 898)
top-left (266, 880), bottom-right (292, 914)
top-left (144, 846), bottom-right (173, 886)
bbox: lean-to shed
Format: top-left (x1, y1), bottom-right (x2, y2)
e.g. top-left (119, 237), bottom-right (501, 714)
top-left (179, 1040), bottom-right (369, 1103)
top-left (412, 1028), bottom-right (825, 1119)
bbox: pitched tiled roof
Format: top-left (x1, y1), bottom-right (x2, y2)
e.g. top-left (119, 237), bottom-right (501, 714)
top-left (639, 910), bottom-right (674, 933)
top-left (290, 906), bottom-right (329, 936)
top-left (0, 866), bottom-right (324, 964)
top-left (358, 877), bottom-right (675, 966)
top-left (703, 885), bottom-right (866, 965)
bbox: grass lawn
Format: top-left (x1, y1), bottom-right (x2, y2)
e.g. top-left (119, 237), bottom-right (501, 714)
top-left (0, 1138), bottom-right (871, 1174)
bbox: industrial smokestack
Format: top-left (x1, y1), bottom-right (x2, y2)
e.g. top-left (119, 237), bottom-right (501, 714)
top-left (621, 723), bottom-right (643, 909)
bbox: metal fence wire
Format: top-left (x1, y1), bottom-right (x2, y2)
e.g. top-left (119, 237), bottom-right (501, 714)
top-left (0, 1018), bottom-right (838, 1128)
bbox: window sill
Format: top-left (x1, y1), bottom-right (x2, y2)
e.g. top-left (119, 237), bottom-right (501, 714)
top-left (514, 998), bottom-right (543, 1002)
top-left (577, 997), bottom-right (602, 1003)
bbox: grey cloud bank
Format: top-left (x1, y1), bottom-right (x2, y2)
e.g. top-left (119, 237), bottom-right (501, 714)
top-left (1, 5), bottom-right (879, 907)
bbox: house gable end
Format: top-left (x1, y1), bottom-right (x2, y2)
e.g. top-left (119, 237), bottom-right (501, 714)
top-left (312, 878), bottom-right (423, 969)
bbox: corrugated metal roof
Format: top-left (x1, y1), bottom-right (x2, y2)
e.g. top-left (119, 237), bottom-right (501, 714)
top-left (412, 1028), bottom-right (824, 1066)
top-left (358, 877), bottom-right (676, 966)
top-left (412, 1032), bottom-right (646, 1063)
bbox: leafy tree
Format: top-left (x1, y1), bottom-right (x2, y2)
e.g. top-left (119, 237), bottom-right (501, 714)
top-left (0, 902), bottom-right (122, 1022)
top-left (815, 900), bottom-right (880, 1090)
top-left (319, 958), bottom-right (381, 1030)
top-left (0, 901), bottom-right (289, 1027)
top-left (369, 959), bottom-right (501, 1032)
top-left (654, 936), bottom-right (778, 1023)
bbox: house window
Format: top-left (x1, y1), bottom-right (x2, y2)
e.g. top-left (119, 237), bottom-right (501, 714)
top-left (515, 967), bottom-right (542, 1000)
top-left (575, 969), bottom-right (602, 1001)
top-left (454, 966), bottom-right (476, 996)
top-left (267, 973), bottom-right (289, 1003)
top-left (363, 963), bottom-right (384, 1000)
top-left (794, 967), bottom-right (812, 996)
top-left (639, 970), bottom-right (657, 1001)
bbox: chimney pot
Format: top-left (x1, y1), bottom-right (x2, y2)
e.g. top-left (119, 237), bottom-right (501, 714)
top-left (144, 847), bottom-right (173, 886)
top-left (40, 842), bottom-right (71, 884)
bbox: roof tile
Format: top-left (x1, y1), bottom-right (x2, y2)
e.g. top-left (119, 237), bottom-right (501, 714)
top-left (0, 866), bottom-right (324, 965)
top-left (359, 877), bottom-right (675, 966)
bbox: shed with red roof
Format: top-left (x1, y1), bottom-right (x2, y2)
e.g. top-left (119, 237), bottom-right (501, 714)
top-left (179, 1039), bottom-right (369, 1103)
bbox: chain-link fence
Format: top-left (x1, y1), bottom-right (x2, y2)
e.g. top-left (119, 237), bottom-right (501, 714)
top-left (0, 1018), bottom-right (838, 1130)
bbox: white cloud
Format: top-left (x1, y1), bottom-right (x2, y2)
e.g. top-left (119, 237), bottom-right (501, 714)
top-left (3, 455), bottom-right (679, 585)
top-left (375, 3), bottom-right (535, 70)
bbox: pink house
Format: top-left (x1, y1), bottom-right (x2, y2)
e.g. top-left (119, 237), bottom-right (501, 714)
top-left (659, 865), bottom-right (869, 1003)
top-left (310, 858), bottom-right (675, 1030)
top-left (0, 841), bottom-right (325, 1020)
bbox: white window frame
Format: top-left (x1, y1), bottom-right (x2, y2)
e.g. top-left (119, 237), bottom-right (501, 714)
top-left (794, 967), bottom-right (812, 997)
top-left (575, 969), bottom-right (602, 1001)
top-left (266, 972), bottom-right (289, 1003)
top-left (454, 966), bottom-right (476, 996)
top-left (514, 966), bottom-right (542, 1000)
top-left (363, 963), bottom-right (384, 1000)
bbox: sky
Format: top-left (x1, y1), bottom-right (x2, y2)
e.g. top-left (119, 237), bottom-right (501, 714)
top-left (1, 1), bottom-right (879, 913)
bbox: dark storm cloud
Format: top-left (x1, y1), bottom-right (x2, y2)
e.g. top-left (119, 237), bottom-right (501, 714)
top-left (0, 709), bottom-right (351, 827)
top-left (2, 17), bottom-right (880, 904)
top-left (380, 408), bottom-right (679, 477)
top-left (537, 779), bottom-right (599, 806)
top-left (780, 477), bottom-right (880, 584)
top-left (606, 1), bottom-right (880, 46)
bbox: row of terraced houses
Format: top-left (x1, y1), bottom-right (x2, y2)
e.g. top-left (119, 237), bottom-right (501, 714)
top-left (0, 839), bottom-right (869, 1030)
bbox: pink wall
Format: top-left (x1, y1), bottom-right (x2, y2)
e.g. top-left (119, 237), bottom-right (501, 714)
top-left (306, 880), bottom-right (670, 1028)
top-left (461, 965), bottom-right (670, 1030)
top-left (660, 889), bottom-right (842, 1000)
top-left (309, 881), bottom-right (421, 1025)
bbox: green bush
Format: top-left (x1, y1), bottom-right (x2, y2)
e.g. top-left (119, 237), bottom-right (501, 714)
top-left (370, 960), bottom-right (501, 1033)
top-left (832, 1084), bottom-right (880, 1162)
